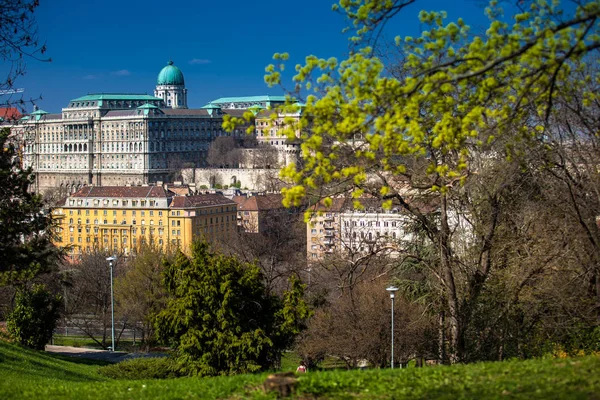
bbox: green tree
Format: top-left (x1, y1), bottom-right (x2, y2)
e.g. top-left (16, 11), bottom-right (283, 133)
top-left (6, 284), bottom-right (61, 350)
top-left (0, 129), bottom-right (60, 287)
top-left (222, 0), bottom-right (600, 363)
top-left (154, 241), bottom-right (309, 376)
top-left (115, 243), bottom-right (173, 350)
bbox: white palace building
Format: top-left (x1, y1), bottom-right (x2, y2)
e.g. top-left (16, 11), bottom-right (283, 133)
top-left (3, 61), bottom-right (297, 193)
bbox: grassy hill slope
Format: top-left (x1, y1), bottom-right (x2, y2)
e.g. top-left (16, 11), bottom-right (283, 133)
top-left (1, 340), bottom-right (599, 399)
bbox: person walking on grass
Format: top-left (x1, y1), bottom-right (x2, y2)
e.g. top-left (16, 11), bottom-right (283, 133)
top-left (296, 362), bottom-right (307, 373)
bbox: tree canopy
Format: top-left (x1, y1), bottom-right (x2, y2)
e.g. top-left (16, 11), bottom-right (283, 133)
top-left (223, 0), bottom-right (600, 363)
top-left (0, 128), bottom-right (60, 286)
top-left (154, 241), bottom-right (310, 376)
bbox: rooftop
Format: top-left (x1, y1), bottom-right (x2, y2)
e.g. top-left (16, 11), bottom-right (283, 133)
top-left (70, 186), bottom-right (170, 198)
top-left (157, 61), bottom-right (185, 86)
top-left (70, 94), bottom-right (162, 102)
top-left (0, 107), bottom-right (22, 121)
top-left (210, 95), bottom-right (291, 104)
top-left (233, 194), bottom-right (285, 211)
top-left (170, 194), bottom-right (236, 208)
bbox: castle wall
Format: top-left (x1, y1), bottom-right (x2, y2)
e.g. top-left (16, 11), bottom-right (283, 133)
top-left (181, 168), bottom-right (288, 192)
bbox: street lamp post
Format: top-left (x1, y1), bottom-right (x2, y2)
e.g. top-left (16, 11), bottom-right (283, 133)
top-left (106, 256), bottom-right (116, 352)
top-left (386, 286), bottom-right (399, 369)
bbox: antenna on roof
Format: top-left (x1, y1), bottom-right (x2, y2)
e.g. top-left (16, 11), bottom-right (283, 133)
top-left (0, 88), bottom-right (25, 96)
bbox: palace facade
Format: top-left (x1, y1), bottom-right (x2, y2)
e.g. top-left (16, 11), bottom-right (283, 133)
top-left (4, 61), bottom-right (299, 193)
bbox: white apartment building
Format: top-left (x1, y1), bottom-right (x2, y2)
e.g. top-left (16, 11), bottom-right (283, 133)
top-left (307, 198), bottom-right (415, 261)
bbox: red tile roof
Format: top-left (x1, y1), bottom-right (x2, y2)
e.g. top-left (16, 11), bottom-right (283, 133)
top-left (232, 194), bottom-right (284, 211)
top-left (70, 186), bottom-right (170, 198)
top-left (0, 107), bottom-right (22, 120)
top-left (170, 194), bottom-right (236, 208)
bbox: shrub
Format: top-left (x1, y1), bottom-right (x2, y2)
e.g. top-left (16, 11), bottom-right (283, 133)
top-left (99, 357), bottom-right (181, 380)
top-left (214, 184), bottom-right (223, 189)
top-left (7, 284), bottom-right (61, 350)
top-left (199, 185), bottom-right (208, 189)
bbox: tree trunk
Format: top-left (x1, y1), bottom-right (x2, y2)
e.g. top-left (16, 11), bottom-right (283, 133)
top-left (440, 193), bottom-right (461, 363)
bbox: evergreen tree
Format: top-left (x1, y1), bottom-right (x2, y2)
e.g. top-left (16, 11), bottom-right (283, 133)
top-left (7, 284), bottom-right (61, 350)
top-left (0, 128), bottom-right (60, 286)
top-left (154, 241), bottom-right (309, 376)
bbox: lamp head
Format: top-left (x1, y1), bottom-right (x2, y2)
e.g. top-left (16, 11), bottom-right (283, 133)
top-left (106, 256), bottom-right (116, 263)
top-left (386, 286), bottom-right (398, 298)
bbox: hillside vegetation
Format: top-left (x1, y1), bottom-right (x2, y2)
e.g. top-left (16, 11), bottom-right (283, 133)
top-left (1, 340), bottom-right (600, 399)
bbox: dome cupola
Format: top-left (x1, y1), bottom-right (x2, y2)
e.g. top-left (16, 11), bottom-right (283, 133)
top-left (155, 60), bottom-right (188, 109)
top-left (157, 61), bottom-right (185, 86)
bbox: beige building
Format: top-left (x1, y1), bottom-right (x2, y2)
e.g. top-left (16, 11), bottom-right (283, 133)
top-left (232, 193), bottom-right (286, 233)
top-left (241, 106), bottom-right (302, 169)
top-left (52, 185), bottom-right (237, 259)
top-left (306, 198), bottom-right (413, 261)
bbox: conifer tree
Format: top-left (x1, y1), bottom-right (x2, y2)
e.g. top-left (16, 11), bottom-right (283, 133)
top-left (0, 128), bottom-right (60, 286)
top-left (154, 241), bottom-right (309, 376)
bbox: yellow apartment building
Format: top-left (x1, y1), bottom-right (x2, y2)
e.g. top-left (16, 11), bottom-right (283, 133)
top-left (52, 185), bottom-right (237, 258)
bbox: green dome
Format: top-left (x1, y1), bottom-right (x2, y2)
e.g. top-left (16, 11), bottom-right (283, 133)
top-left (157, 61), bottom-right (185, 86)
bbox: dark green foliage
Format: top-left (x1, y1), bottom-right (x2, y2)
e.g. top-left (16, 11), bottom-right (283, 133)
top-left (0, 129), bottom-right (61, 286)
top-left (6, 284), bottom-right (61, 350)
top-left (154, 241), bottom-right (309, 376)
top-left (98, 357), bottom-right (182, 380)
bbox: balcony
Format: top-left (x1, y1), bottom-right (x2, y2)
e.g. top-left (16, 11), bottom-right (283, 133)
top-left (324, 223), bottom-right (334, 229)
top-left (324, 231), bottom-right (334, 237)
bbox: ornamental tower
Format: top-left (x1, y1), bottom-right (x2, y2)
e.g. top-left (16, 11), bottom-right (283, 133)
top-left (154, 61), bottom-right (188, 109)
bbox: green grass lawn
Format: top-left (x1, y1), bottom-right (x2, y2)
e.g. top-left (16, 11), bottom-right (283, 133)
top-left (1, 339), bottom-right (599, 399)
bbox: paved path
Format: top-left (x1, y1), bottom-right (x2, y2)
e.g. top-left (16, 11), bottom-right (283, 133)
top-left (45, 345), bottom-right (163, 363)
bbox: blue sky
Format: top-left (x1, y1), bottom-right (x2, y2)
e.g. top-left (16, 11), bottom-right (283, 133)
top-left (10, 0), bottom-right (499, 112)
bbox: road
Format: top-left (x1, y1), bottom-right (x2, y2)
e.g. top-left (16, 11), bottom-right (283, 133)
top-left (45, 345), bottom-right (165, 363)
